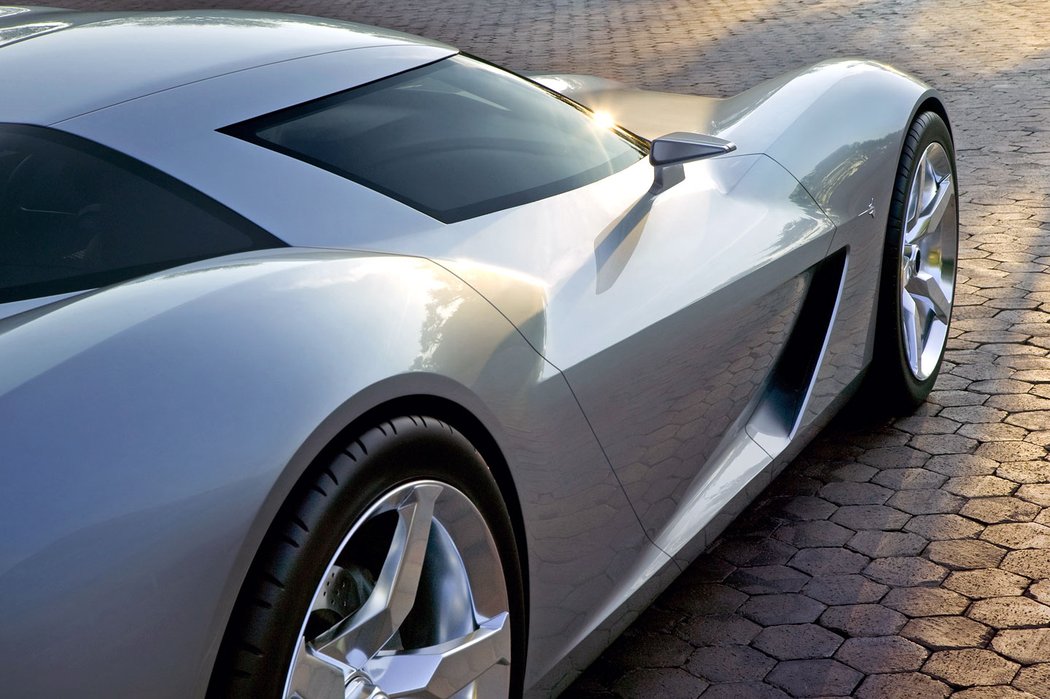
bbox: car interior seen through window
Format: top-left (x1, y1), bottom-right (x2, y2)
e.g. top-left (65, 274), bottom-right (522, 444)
top-left (228, 54), bottom-right (647, 223)
top-left (0, 125), bottom-right (282, 304)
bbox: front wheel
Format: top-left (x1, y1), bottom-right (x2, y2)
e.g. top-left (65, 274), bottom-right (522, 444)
top-left (865, 111), bottom-right (959, 411)
top-left (211, 416), bottom-right (523, 699)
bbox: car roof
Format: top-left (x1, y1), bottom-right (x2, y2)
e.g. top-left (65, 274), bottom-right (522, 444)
top-left (0, 5), bottom-right (451, 124)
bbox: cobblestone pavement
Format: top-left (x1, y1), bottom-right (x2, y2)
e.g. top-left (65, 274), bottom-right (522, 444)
top-left (59, 0), bottom-right (1050, 696)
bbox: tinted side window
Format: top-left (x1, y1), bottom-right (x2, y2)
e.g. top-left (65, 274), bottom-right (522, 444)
top-left (227, 55), bottom-right (647, 223)
top-left (0, 125), bottom-right (282, 303)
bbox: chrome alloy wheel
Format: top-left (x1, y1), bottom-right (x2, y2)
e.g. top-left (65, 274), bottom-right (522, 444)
top-left (282, 480), bottom-right (511, 699)
top-left (899, 141), bottom-right (957, 381)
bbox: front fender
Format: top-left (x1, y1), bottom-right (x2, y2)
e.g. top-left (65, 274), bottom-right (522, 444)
top-left (721, 59), bottom-right (944, 226)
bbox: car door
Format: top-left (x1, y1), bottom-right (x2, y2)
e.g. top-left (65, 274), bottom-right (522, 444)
top-left (442, 151), bottom-right (837, 556)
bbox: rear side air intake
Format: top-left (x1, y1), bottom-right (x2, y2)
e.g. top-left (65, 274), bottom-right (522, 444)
top-left (747, 247), bottom-right (848, 454)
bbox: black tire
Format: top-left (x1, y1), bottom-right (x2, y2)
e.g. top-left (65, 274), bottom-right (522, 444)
top-left (208, 416), bottom-right (525, 699)
top-left (863, 110), bottom-right (958, 413)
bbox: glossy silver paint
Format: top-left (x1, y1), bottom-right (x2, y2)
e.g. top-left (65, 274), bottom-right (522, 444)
top-left (0, 249), bottom-right (655, 698)
top-left (0, 7), bottom-right (951, 698)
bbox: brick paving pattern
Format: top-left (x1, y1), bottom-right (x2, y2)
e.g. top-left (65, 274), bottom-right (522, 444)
top-left (57, 0), bottom-right (1050, 695)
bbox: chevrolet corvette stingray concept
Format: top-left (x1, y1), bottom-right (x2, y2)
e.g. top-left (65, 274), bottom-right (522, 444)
top-left (0, 6), bottom-right (958, 698)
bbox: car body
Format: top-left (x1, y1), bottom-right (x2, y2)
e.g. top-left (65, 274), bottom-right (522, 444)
top-left (0, 6), bottom-right (957, 697)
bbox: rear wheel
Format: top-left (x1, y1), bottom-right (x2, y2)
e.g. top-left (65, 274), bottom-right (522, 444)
top-left (211, 416), bottom-right (522, 699)
top-left (866, 111), bottom-right (958, 411)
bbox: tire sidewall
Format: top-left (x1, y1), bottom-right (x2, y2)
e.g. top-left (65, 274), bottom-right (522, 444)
top-left (879, 111), bottom-right (959, 406)
top-left (212, 419), bottom-right (524, 699)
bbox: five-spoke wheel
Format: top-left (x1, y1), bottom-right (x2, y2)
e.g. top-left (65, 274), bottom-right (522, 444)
top-left (211, 417), bottom-right (522, 699)
top-left (899, 139), bottom-right (957, 382)
top-left (868, 111), bottom-right (959, 410)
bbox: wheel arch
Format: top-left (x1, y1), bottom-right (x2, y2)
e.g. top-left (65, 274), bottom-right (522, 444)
top-left (322, 391), bottom-right (531, 614)
top-left (204, 383), bottom-right (530, 696)
top-left (912, 93), bottom-right (953, 140)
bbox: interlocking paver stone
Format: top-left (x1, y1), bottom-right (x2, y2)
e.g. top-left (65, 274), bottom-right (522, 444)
top-left (626, 607), bottom-right (683, 636)
top-left (604, 632), bottom-right (693, 668)
top-left (820, 604), bottom-right (907, 637)
top-left (872, 468), bottom-right (948, 490)
top-left (909, 434), bottom-right (978, 455)
top-left (968, 597), bottom-right (1050, 629)
top-left (886, 490), bottom-right (966, 515)
top-left (1014, 664), bottom-right (1050, 697)
top-left (828, 462), bottom-right (878, 483)
top-left (1028, 581), bottom-right (1050, 605)
top-left (960, 497), bottom-right (1041, 524)
top-left (847, 530), bottom-right (928, 557)
top-left (905, 514), bottom-right (984, 540)
top-left (664, 583), bottom-right (748, 615)
top-left (801, 574), bottom-right (888, 605)
top-left (714, 537), bottom-right (798, 567)
top-left (944, 476), bottom-right (1017, 498)
top-left (752, 624), bottom-right (843, 660)
top-left (682, 554), bottom-right (736, 583)
top-left (882, 587), bottom-right (971, 617)
top-left (952, 688), bottom-right (1040, 699)
top-left (685, 644), bottom-right (775, 683)
top-left (981, 522), bottom-right (1050, 549)
top-left (925, 454), bottom-right (999, 477)
top-left (697, 683), bottom-right (790, 699)
top-left (831, 505), bottom-right (911, 531)
top-left (976, 441), bottom-right (1048, 462)
top-left (738, 594), bottom-right (825, 626)
top-left (925, 539), bottom-right (1006, 569)
top-left (1001, 550), bottom-right (1050, 579)
top-left (928, 391), bottom-right (987, 408)
top-left (901, 616), bottom-right (991, 650)
top-left (1007, 411), bottom-right (1050, 430)
top-left (896, 416), bottom-right (961, 435)
top-left (864, 557), bottom-right (949, 587)
top-left (835, 636), bottom-right (928, 673)
top-left (765, 659), bottom-right (862, 697)
top-left (779, 496), bottom-right (837, 521)
top-left (788, 547), bottom-right (869, 576)
top-left (1015, 484), bottom-right (1050, 507)
top-left (923, 649), bottom-right (1020, 686)
top-left (992, 629), bottom-right (1050, 664)
top-left (773, 520), bottom-right (854, 548)
top-left (611, 668), bottom-right (709, 698)
top-left (957, 422), bottom-right (1029, 442)
top-left (858, 446), bottom-right (929, 469)
top-left (855, 672), bottom-right (950, 699)
top-left (945, 569), bottom-right (1030, 599)
top-left (723, 565), bottom-right (810, 595)
top-left (819, 482), bottom-right (893, 506)
top-left (998, 460), bottom-right (1050, 484)
top-left (675, 613), bottom-right (761, 646)
top-left (941, 406), bottom-right (1008, 423)
top-left (969, 380), bottom-right (1034, 395)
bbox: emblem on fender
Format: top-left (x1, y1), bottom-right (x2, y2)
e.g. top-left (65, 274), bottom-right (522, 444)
top-left (859, 197), bottom-right (876, 219)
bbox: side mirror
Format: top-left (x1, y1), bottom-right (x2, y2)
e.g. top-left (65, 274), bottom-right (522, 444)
top-left (649, 132), bottom-right (736, 194)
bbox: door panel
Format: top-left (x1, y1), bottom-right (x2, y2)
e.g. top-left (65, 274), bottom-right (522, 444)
top-left (439, 152), bottom-right (835, 545)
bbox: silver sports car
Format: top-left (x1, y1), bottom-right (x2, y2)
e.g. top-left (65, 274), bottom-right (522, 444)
top-left (0, 6), bottom-right (958, 698)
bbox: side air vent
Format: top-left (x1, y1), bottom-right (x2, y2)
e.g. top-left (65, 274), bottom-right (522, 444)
top-left (747, 247), bottom-right (848, 454)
